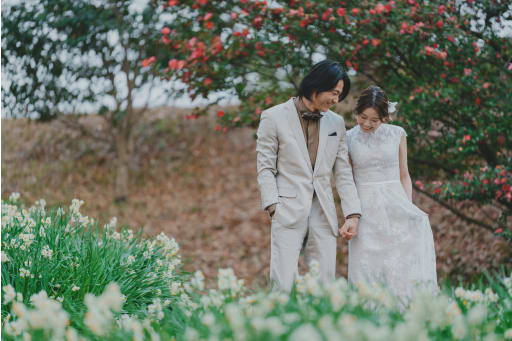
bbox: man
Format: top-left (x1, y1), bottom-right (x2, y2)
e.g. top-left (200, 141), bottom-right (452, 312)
top-left (256, 60), bottom-right (362, 292)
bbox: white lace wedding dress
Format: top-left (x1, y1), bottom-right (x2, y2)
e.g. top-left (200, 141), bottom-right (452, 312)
top-left (346, 123), bottom-right (438, 306)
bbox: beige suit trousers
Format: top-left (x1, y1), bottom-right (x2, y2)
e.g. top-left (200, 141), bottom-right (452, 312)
top-left (269, 193), bottom-right (337, 293)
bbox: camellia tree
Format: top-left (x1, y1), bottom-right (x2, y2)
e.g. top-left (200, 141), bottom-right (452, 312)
top-left (144, 0), bottom-right (331, 130)
top-left (149, 0), bottom-right (511, 236)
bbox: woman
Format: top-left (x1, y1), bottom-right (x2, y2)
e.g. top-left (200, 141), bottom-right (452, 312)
top-left (344, 85), bottom-right (438, 307)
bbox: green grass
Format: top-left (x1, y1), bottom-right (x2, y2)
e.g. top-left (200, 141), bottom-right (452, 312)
top-left (2, 194), bottom-right (512, 340)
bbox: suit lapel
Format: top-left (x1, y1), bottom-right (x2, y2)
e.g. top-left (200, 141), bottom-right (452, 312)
top-left (286, 99), bottom-right (313, 174)
top-left (313, 113), bottom-right (330, 177)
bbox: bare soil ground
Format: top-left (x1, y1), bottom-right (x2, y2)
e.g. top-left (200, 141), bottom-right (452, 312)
top-left (2, 108), bottom-right (509, 289)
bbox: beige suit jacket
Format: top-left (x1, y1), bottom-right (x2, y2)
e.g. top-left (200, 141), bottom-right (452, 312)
top-left (256, 98), bottom-right (362, 236)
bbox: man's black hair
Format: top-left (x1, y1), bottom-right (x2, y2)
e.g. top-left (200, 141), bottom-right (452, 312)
top-left (298, 60), bottom-right (351, 102)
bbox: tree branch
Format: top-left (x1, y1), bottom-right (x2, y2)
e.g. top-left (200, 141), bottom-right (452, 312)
top-left (413, 184), bottom-right (496, 232)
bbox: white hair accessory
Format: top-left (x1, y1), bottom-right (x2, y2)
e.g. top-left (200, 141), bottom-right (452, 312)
top-left (388, 101), bottom-right (398, 113)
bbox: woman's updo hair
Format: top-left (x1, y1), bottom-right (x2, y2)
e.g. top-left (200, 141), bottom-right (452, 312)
top-left (355, 85), bottom-right (391, 122)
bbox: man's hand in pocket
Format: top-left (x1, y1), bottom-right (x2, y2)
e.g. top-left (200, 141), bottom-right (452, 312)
top-left (267, 203), bottom-right (277, 218)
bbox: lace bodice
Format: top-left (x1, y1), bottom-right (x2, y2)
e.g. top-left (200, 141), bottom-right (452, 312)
top-left (347, 124), bottom-right (407, 184)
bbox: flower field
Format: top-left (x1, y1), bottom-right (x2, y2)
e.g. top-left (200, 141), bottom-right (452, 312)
top-left (2, 194), bottom-right (511, 340)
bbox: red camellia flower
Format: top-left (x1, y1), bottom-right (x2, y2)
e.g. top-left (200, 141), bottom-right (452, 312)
top-left (415, 180), bottom-right (424, 190)
top-left (436, 20), bottom-right (443, 29)
top-left (168, 0), bottom-right (178, 6)
top-left (186, 37), bottom-right (198, 49)
top-left (189, 44), bottom-right (206, 59)
top-left (203, 78), bottom-right (212, 86)
top-left (370, 9), bottom-right (376, 15)
top-left (496, 228), bottom-right (503, 233)
top-left (204, 13), bottom-right (213, 21)
top-left (475, 97), bottom-right (480, 105)
top-left (161, 27), bottom-right (171, 35)
top-left (322, 9), bottom-right (333, 21)
top-left (205, 21), bottom-right (214, 30)
top-left (472, 41), bottom-right (480, 53)
top-left (215, 125), bottom-right (220, 131)
top-left (497, 135), bottom-right (505, 146)
top-left (462, 135), bottom-right (471, 143)
top-left (168, 59), bottom-right (178, 69)
top-left (197, 0), bottom-right (207, 5)
top-left (376, 3), bottom-right (385, 14)
top-left (231, 12), bottom-right (238, 20)
top-left (372, 39), bottom-right (381, 46)
top-left (168, 59), bottom-right (186, 70)
top-left (253, 16), bottom-right (263, 29)
top-left (217, 110), bottom-right (225, 117)
top-left (162, 36), bottom-right (171, 45)
top-left (447, 35), bottom-right (455, 43)
top-left (352, 8), bottom-right (360, 16)
top-left (337, 8), bottom-right (346, 16)
top-left (362, 39), bottom-right (369, 46)
top-left (438, 5), bottom-right (446, 15)
top-left (142, 57), bottom-right (154, 67)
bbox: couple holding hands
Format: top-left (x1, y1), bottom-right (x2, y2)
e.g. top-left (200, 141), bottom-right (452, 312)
top-left (256, 60), bottom-right (437, 306)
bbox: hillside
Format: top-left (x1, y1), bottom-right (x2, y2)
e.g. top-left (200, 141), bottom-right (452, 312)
top-left (1, 108), bottom-right (509, 289)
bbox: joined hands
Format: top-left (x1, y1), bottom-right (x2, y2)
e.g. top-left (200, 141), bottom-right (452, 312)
top-left (339, 217), bottom-right (359, 240)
